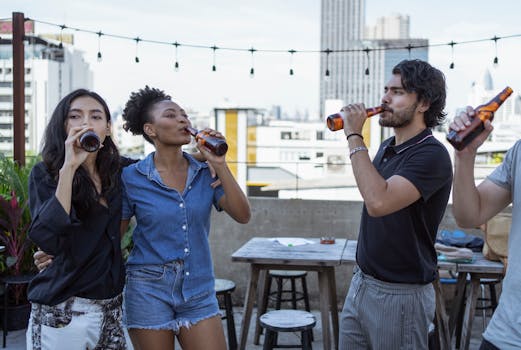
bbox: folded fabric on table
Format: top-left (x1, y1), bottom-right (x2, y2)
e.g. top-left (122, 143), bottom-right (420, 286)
top-left (435, 242), bottom-right (475, 263)
top-left (436, 229), bottom-right (484, 252)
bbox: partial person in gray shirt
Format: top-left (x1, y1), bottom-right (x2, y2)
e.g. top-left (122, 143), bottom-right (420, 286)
top-left (450, 107), bottom-right (521, 350)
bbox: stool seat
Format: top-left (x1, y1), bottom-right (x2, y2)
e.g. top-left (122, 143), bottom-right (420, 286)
top-left (260, 310), bottom-right (316, 331)
top-left (215, 278), bottom-right (236, 294)
top-left (269, 270), bottom-right (307, 278)
top-left (214, 279), bottom-right (237, 350)
top-left (260, 310), bottom-right (316, 350)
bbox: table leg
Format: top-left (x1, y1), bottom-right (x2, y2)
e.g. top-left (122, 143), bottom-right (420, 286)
top-left (317, 269), bottom-right (332, 350)
top-left (327, 268), bottom-right (339, 350)
top-left (433, 277), bottom-right (450, 350)
top-left (239, 265), bottom-right (260, 350)
top-left (459, 275), bottom-right (480, 350)
top-left (254, 270), bottom-right (269, 345)
top-left (449, 272), bottom-right (468, 340)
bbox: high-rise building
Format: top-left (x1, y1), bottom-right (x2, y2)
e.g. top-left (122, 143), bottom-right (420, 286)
top-left (0, 34), bottom-right (92, 155)
top-left (320, 0), bottom-right (428, 149)
top-left (365, 14), bottom-right (410, 40)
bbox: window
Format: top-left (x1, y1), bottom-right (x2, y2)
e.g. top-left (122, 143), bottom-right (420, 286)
top-left (316, 131), bottom-right (324, 140)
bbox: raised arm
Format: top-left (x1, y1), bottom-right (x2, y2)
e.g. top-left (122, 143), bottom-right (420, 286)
top-left (451, 108), bottom-right (512, 227)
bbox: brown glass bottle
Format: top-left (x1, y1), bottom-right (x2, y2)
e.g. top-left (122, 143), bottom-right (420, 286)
top-left (446, 86), bottom-right (513, 150)
top-left (79, 130), bottom-right (100, 152)
top-left (326, 105), bottom-right (386, 131)
top-left (186, 127), bottom-right (228, 156)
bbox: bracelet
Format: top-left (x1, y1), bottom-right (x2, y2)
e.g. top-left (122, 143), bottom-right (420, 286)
top-left (349, 146), bottom-right (368, 158)
top-left (346, 133), bottom-right (364, 141)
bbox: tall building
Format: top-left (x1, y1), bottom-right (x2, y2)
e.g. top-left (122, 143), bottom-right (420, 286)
top-left (365, 14), bottom-right (410, 40)
top-left (0, 31), bottom-right (92, 155)
top-left (320, 0), bottom-right (428, 149)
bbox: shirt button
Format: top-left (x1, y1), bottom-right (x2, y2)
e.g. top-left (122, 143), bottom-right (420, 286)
top-left (185, 272), bottom-right (190, 276)
top-left (184, 248), bottom-right (189, 253)
top-left (179, 203), bottom-right (184, 208)
top-left (188, 186), bottom-right (192, 190)
top-left (383, 158), bottom-right (388, 162)
top-left (182, 224), bottom-right (187, 230)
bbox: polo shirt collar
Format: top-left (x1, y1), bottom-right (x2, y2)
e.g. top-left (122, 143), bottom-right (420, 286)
top-left (385, 128), bottom-right (433, 154)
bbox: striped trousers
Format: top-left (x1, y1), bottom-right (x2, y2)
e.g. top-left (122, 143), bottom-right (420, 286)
top-left (339, 267), bottom-right (435, 350)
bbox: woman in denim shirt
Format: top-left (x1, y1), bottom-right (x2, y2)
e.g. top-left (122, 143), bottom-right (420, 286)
top-left (120, 86), bottom-right (251, 350)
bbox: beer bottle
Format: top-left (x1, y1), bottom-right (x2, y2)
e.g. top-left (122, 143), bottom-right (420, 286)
top-left (79, 130), bottom-right (100, 152)
top-left (446, 86), bottom-right (513, 150)
top-left (326, 105), bottom-right (386, 131)
top-left (186, 127), bottom-right (228, 156)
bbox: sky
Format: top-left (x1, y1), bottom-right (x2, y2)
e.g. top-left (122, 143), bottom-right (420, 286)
top-left (2, 0), bottom-right (521, 121)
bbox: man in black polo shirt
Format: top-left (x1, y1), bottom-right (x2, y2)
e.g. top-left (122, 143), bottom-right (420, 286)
top-left (338, 59), bottom-right (452, 349)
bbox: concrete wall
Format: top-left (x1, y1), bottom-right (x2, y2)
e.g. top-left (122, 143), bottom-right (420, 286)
top-left (209, 197), bottom-right (492, 309)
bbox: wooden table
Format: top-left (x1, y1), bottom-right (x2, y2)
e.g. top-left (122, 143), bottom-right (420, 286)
top-left (341, 240), bottom-right (504, 350)
top-left (232, 237), bottom-right (347, 350)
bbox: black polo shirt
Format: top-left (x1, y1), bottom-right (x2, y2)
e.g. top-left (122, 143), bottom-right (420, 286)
top-left (356, 128), bottom-right (452, 284)
top-left (27, 162), bottom-right (126, 306)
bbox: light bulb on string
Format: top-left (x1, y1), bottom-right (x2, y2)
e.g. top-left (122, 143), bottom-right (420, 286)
top-left (134, 37), bottom-right (141, 63)
top-left (211, 46), bottom-right (218, 72)
top-left (288, 49), bottom-right (296, 76)
top-left (406, 43), bottom-right (413, 59)
top-left (172, 42), bottom-right (180, 71)
top-left (449, 41), bottom-right (456, 69)
top-left (364, 47), bottom-right (371, 75)
top-left (249, 47), bottom-right (256, 78)
top-left (96, 31), bottom-right (103, 62)
top-left (58, 24), bottom-right (66, 49)
top-left (492, 36), bottom-right (500, 66)
top-left (324, 48), bottom-right (332, 77)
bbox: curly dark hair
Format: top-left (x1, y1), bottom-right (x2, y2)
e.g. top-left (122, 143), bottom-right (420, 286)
top-left (392, 59), bottom-right (447, 128)
top-left (41, 89), bottom-right (120, 219)
top-left (122, 86), bottom-right (171, 144)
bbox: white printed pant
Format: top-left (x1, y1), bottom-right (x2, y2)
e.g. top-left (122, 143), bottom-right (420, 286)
top-left (26, 294), bottom-right (128, 350)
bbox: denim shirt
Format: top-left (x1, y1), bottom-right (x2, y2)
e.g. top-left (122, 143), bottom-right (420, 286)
top-left (121, 152), bottom-right (224, 301)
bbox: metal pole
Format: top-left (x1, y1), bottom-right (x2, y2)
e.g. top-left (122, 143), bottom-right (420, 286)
top-left (12, 12), bottom-right (25, 166)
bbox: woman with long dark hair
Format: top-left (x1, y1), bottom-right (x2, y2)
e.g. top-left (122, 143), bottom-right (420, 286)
top-left (26, 89), bottom-right (128, 349)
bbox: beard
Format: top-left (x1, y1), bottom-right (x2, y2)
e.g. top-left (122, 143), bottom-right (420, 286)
top-left (379, 102), bottom-right (418, 128)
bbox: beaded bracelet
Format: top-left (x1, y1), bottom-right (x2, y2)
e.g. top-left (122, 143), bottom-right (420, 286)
top-left (346, 133), bottom-right (364, 141)
top-left (349, 146), bottom-right (368, 158)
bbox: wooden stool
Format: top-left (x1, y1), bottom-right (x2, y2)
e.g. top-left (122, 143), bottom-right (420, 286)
top-left (215, 278), bottom-right (237, 350)
top-left (267, 270), bottom-right (310, 311)
top-left (260, 310), bottom-right (316, 350)
top-left (476, 278), bottom-right (500, 331)
top-left (1, 274), bottom-right (35, 348)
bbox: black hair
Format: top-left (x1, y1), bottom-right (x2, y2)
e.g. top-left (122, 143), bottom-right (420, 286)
top-left (41, 89), bottom-right (120, 218)
top-left (392, 59), bottom-right (447, 127)
top-left (121, 86), bottom-right (171, 144)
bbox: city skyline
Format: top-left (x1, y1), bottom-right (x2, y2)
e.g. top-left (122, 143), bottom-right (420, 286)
top-left (2, 0), bottom-right (521, 121)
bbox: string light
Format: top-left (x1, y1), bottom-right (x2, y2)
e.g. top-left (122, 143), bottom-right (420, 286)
top-left (324, 48), bottom-right (332, 77)
top-left (406, 43), bottom-right (414, 59)
top-left (363, 47), bottom-right (371, 75)
top-left (134, 37), bottom-right (140, 63)
top-left (249, 47), bottom-right (256, 77)
top-left (492, 36), bottom-right (499, 66)
top-left (27, 18), bottom-right (521, 77)
top-left (58, 24), bottom-right (66, 49)
top-left (288, 49), bottom-right (296, 76)
top-left (173, 42), bottom-right (180, 71)
top-left (211, 45), bottom-right (218, 72)
top-left (96, 31), bottom-right (103, 62)
top-left (449, 41), bottom-right (456, 69)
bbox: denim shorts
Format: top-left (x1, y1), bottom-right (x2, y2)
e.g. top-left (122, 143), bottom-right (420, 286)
top-left (123, 261), bottom-right (220, 332)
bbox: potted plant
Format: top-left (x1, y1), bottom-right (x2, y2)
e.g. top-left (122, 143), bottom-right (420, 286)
top-left (0, 155), bottom-right (38, 330)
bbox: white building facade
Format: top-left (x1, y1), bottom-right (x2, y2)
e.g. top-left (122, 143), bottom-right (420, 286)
top-left (0, 35), bottom-right (92, 155)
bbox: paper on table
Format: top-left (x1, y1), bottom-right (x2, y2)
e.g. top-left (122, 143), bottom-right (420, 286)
top-left (269, 237), bottom-right (314, 247)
